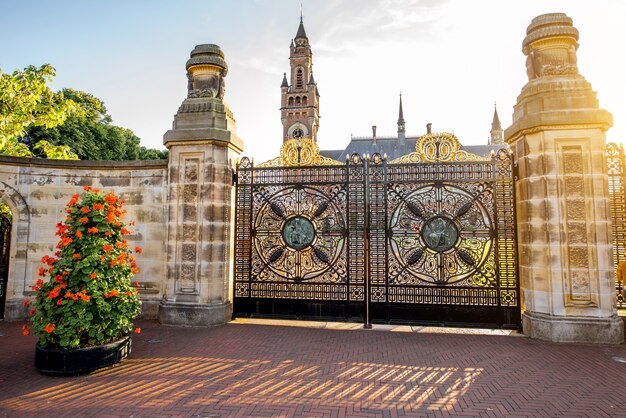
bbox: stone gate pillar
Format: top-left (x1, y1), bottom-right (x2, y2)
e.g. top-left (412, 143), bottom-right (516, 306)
top-left (505, 14), bottom-right (623, 342)
top-left (160, 44), bottom-right (243, 326)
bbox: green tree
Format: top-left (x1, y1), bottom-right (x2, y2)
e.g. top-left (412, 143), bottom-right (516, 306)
top-left (0, 64), bottom-right (78, 159)
top-left (25, 89), bottom-right (167, 161)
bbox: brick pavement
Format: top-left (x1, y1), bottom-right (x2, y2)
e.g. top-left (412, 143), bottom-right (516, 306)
top-left (0, 319), bottom-right (625, 417)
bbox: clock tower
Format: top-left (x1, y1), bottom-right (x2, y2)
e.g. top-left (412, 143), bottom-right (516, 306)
top-left (280, 16), bottom-right (320, 143)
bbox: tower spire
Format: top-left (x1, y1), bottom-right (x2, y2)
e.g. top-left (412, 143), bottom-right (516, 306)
top-left (490, 102), bottom-right (504, 144)
top-left (397, 92), bottom-right (406, 136)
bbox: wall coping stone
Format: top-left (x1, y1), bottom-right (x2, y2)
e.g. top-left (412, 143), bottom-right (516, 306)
top-left (0, 155), bottom-right (168, 170)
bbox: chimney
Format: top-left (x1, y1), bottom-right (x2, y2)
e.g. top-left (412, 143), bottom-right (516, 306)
top-left (426, 123), bottom-right (432, 134)
top-left (372, 125), bottom-right (377, 138)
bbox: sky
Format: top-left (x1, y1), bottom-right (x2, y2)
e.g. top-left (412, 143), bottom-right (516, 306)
top-left (1, 0), bottom-right (625, 163)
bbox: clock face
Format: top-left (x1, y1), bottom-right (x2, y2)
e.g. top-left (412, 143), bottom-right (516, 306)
top-left (292, 128), bottom-right (304, 139)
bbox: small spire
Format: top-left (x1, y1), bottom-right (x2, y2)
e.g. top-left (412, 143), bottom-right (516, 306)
top-left (281, 72), bottom-right (289, 88)
top-left (491, 102), bottom-right (502, 131)
top-left (490, 102), bottom-right (504, 145)
top-left (308, 72), bottom-right (315, 84)
top-left (397, 92), bottom-right (406, 134)
top-left (295, 11), bottom-right (308, 39)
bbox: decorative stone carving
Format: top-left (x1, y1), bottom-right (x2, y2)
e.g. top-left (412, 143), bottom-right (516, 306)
top-left (185, 44), bottom-right (228, 99)
top-left (523, 13), bottom-right (579, 80)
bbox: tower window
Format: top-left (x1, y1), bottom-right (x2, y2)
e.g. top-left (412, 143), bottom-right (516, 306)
top-left (296, 96), bottom-right (301, 105)
top-left (296, 69), bottom-right (303, 89)
top-left (288, 97), bottom-right (294, 106)
top-left (302, 96), bottom-right (307, 105)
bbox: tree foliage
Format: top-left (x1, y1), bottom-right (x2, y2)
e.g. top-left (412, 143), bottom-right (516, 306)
top-left (0, 64), bottom-right (78, 159)
top-left (25, 89), bottom-right (167, 161)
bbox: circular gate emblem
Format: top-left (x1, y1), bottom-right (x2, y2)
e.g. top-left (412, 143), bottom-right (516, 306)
top-left (421, 216), bottom-right (458, 252)
top-left (282, 216), bottom-right (315, 250)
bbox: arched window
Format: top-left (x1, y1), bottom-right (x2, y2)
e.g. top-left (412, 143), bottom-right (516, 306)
top-left (296, 69), bottom-right (303, 89)
top-left (295, 97), bottom-right (301, 105)
top-left (288, 97), bottom-right (294, 106)
top-left (302, 96), bottom-right (307, 105)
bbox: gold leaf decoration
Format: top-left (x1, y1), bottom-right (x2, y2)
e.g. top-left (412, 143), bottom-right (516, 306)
top-left (390, 132), bottom-right (488, 163)
top-left (257, 138), bottom-right (341, 167)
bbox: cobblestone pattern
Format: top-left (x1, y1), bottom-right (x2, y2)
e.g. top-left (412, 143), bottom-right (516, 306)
top-left (1, 320), bottom-right (625, 417)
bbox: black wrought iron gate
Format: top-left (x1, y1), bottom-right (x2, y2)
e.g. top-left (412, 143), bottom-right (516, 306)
top-left (0, 212), bottom-right (11, 319)
top-left (234, 143), bottom-right (520, 328)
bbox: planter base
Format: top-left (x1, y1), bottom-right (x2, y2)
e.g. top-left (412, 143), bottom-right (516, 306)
top-left (35, 335), bottom-right (131, 376)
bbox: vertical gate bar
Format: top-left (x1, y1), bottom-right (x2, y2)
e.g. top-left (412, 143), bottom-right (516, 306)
top-left (345, 161), bottom-right (350, 318)
top-left (364, 156), bottom-right (372, 329)
top-left (247, 161), bottom-right (254, 309)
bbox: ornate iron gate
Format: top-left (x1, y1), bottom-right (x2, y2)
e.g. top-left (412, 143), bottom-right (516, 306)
top-left (0, 212), bottom-right (11, 319)
top-left (234, 134), bottom-right (520, 328)
top-left (607, 142), bottom-right (626, 309)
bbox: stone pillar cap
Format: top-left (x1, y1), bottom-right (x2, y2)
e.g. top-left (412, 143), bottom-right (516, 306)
top-left (186, 44), bottom-right (228, 75)
top-left (523, 13), bottom-right (579, 52)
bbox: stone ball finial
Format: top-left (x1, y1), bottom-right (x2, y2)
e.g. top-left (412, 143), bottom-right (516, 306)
top-left (185, 44), bottom-right (228, 99)
top-left (523, 13), bottom-right (580, 80)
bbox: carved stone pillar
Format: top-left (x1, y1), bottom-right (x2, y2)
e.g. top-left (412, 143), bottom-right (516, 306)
top-left (160, 44), bottom-right (243, 326)
top-left (505, 14), bottom-right (623, 342)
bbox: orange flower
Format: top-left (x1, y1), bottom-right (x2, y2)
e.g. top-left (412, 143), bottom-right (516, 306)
top-left (38, 267), bottom-right (45, 277)
top-left (134, 328), bottom-right (141, 334)
top-left (44, 323), bottom-right (56, 334)
top-left (135, 246), bottom-right (143, 254)
top-left (120, 228), bottom-right (130, 235)
top-left (59, 283), bottom-right (67, 289)
top-left (22, 329), bottom-right (30, 336)
top-left (62, 270), bottom-right (69, 275)
top-left (126, 291), bottom-right (133, 297)
top-left (87, 227), bottom-right (98, 234)
top-left (133, 281), bottom-right (139, 287)
top-left (75, 230), bottom-right (83, 239)
top-left (78, 217), bottom-right (89, 224)
top-left (47, 288), bottom-right (60, 299)
top-left (115, 241), bottom-right (127, 249)
top-left (68, 194), bottom-right (80, 206)
top-left (105, 212), bottom-right (116, 224)
top-left (56, 299), bottom-right (63, 306)
top-left (93, 203), bottom-right (104, 211)
top-left (83, 186), bottom-right (92, 191)
top-left (60, 237), bottom-right (73, 247)
top-left (104, 289), bottom-right (119, 298)
top-left (89, 272), bottom-right (97, 279)
top-left (30, 279), bottom-right (44, 291)
top-left (102, 245), bottom-right (113, 252)
top-left (72, 253), bottom-right (81, 259)
top-left (80, 206), bottom-right (90, 214)
top-left (23, 299), bottom-right (30, 307)
top-left (104, 231), bottom-right (112, 237)
top-left (29, 308), bottom-right (36, 316)
top-left (54, 275), bottom-right (63, 284)
top-left (79, 290), bottom-right (91, 302)
top-left (131, 267), bottom-right (139, 275)
top-left (105, 192), bottom-right (118, 204)
top-left (100, 255), bottom-right (106, 262)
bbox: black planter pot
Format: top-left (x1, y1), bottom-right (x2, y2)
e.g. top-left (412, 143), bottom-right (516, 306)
top-left (35, 335), bottom-right (131, 376)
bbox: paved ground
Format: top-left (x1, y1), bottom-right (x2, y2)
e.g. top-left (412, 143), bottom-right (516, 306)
top-left (0, 319), bottom-right (625, 417)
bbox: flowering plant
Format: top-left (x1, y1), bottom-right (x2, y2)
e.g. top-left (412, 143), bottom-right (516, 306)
top-left (24, 186), bottom-right (141, 348)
